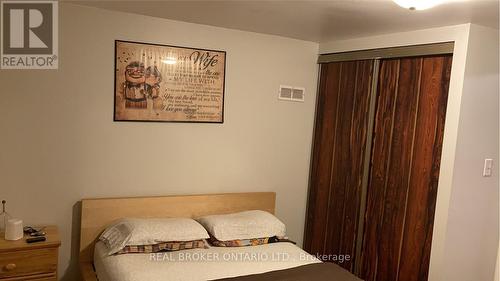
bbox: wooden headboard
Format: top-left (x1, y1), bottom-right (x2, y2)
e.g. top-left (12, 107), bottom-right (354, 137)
top-left (79, 192), bottom-right (275, 268)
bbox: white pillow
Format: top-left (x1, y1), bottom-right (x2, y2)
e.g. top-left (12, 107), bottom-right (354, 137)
top-left (99, 218), bottom-right (209, 255)
top-left (197, 210), bottom-right (286, 241)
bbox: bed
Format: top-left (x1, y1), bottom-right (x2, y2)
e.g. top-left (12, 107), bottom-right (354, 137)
top-left (79, 192), bottom-right (361, 281)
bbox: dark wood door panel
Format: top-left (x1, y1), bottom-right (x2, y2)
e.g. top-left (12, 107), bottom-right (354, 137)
top-left (360, 55), bottom-right (452, 281)
top-left (304, 62), bottom-right (342, 254)
top-left (305, 60), bottom-right (374, 272)
top-left (360, 57), bottom-right (401, 281)
top-left (339, 60), bottom-right (374, 271)
top-left (324, 61), bottom-right (359, 265)
top-left (397, 55), bottom-right (452, 281)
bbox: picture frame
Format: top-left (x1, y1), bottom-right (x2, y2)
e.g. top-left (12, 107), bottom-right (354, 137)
top-left (114, 40), bottom-right (226, 123)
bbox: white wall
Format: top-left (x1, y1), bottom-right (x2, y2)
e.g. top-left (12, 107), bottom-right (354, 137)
top-left (0, 4), bottom-right (319, 280)
top-left (441, 24), bottom-right (499, 281)
top-left (320, 23), bottom-right (499, 281)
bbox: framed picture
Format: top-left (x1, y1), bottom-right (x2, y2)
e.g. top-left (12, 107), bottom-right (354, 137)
top-left (114, 40), bottom-right (226, 123)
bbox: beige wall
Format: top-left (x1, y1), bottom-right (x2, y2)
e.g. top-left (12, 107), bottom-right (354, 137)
top-left (495, 247), bottom-right (499, 281)
top-left (320, 23), bottom-right (499, 281)
top-left (0, 4), bottom-right (319, 280)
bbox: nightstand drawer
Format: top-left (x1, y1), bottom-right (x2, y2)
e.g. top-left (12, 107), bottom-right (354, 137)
top-left (0, 248), bottom-right (57, 279)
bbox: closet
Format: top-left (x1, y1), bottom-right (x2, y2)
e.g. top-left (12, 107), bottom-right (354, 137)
top-left (304, 43), bottom-right (453, 281)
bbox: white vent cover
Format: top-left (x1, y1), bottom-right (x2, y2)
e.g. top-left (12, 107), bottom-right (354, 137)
top-left (279, 85), bottom-right (305, 102)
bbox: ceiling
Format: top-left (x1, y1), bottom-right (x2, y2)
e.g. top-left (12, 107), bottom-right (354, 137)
top-left (69, 0), bottom-right (499, 42)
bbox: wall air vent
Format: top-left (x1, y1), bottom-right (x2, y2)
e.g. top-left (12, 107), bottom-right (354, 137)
top-left (279, 85), bottom-right (305, 102)
top-left (291, 87), bottom-right (305, 102)
top-left (279, 85), bottom-right (293, 100)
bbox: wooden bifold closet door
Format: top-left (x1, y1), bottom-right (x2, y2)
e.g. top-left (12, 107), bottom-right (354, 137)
top-left (304, 54), bottom-right (452, 281)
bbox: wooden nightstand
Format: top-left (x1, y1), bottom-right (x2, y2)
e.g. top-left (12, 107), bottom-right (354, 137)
top-left (0, 225), bottom-right (60, 280)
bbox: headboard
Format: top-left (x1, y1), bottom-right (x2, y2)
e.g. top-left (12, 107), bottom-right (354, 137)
top-left (79, 192), bottom-right (276, 264)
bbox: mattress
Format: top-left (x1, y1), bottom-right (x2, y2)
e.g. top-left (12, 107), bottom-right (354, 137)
top-left (94, 241), bottom-right (321, 281)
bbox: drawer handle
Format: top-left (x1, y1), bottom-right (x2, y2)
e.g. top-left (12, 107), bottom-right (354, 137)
top-left (4, 263), bottom-right (16, 271)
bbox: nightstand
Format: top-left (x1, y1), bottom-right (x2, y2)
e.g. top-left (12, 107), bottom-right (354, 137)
top-left (0, 225), bottom-right (60, 280)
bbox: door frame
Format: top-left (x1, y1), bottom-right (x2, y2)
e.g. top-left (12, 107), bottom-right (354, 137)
top-left (318, 42), bottom-right (454, 63)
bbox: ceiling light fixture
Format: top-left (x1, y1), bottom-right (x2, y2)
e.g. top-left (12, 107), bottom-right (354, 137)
top-left (393, 0), bottom-right (442, 10)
